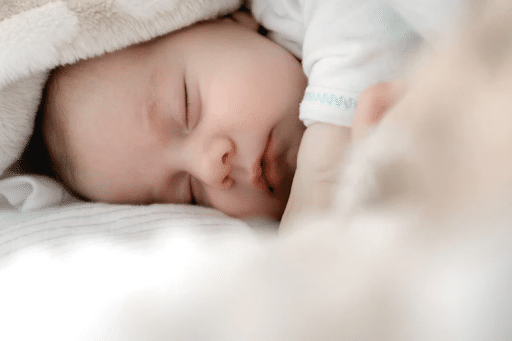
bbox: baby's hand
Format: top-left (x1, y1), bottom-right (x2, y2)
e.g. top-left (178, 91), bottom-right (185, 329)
top-left (280, 123), bottom-right (350, 233)
top-left (280, 81), bottom-right (403, 232)
top-left (352, 81), bottom-right (405, 140)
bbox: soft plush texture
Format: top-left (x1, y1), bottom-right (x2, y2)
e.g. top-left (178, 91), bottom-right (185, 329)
top-left (0, 0), bottom-right (241, 175)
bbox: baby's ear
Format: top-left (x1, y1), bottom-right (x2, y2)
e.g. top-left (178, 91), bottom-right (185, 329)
top-left (231, 11), bottom-right (259, 32)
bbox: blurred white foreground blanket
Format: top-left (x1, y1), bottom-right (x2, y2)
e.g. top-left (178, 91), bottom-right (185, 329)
top-left (1, 0), bottom-right (512, 340)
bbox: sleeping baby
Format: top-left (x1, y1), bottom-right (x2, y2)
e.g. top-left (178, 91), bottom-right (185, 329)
top-left (39, 2), bottom-right (462, 224)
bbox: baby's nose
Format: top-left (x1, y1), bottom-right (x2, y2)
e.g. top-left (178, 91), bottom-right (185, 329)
top-left (199, 136), bottom-right (235, 188)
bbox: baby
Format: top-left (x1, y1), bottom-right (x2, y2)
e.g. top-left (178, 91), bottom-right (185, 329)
top-left (40, 3), bottom-right (456, 223)
top-left (42, 11), bottom-right (307, 220)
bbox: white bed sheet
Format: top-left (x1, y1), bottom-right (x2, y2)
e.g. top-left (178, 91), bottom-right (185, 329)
top-left (0, 174), bottom-right (277, 260)
top-left (0, 175), bottom-right (279, 340)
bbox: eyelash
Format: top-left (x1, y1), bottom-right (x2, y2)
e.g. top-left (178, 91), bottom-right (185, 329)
top-left (189, 174), bottom-right (196, 205)
top-left (184, 79), bottom-right (196, 205)
top-left (184, 80), bottom-right (191, 129)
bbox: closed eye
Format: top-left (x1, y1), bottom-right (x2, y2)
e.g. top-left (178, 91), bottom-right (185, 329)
top-left (184, 79), bottom-right (191, 130)
top-left (188, 174), bottom-right (196, 205)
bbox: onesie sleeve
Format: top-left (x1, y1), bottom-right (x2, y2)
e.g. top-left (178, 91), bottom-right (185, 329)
top-left (299, 0), bottom-right (421, 127)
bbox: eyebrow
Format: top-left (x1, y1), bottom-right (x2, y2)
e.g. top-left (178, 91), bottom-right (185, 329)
top-left (145, 70), bottom-right (171, 146)
top-left (143, 69), bottom-right (183, 204)
top-left (146, 96), bottom-right (158, 132)
top-left (146, 68), bottom-right (159, 131)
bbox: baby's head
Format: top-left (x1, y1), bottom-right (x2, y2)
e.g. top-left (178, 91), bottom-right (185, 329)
top-left (42, 11), bottom-right (307, 220)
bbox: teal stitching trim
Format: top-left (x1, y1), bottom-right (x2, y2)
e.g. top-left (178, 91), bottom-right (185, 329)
top-left (303, 91), bottom-right (357, 109)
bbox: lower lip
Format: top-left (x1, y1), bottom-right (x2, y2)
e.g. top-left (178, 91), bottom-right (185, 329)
top-left (251, 129), bottom-right (274, 197)
top-left (262, 129), bottom-right (279, 192)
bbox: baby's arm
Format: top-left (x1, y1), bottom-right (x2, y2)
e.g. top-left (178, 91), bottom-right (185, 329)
top-left (280, 122), bottom-right (350, 231)
top-left (280, 81), bottom-right (404, 232)
top-left (278, 0), bottom-right (417, 231)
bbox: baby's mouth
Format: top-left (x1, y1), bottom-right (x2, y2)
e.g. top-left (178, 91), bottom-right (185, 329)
top-left (252, 129), bottom-right (277, 197)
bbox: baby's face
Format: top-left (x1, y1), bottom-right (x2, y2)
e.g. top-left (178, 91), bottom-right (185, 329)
top-left (47, 13), bottom-right (307, 220)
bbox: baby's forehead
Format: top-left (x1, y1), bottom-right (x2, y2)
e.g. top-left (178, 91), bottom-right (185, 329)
top-left (54, 15), bottom-right (252, 88)
top-left (50, 47), bottom-right (148, 117)
top-left (60, 46), bottom-right (141, 82)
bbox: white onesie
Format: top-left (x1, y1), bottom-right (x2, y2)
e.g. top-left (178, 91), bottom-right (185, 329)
top-left (249, 0), bottom-right (464, 127)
